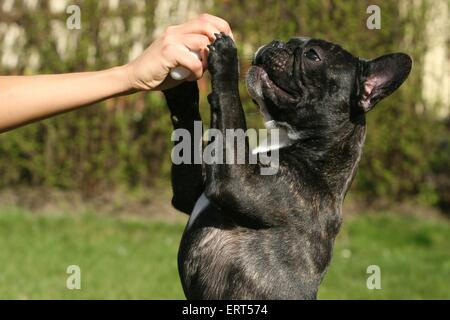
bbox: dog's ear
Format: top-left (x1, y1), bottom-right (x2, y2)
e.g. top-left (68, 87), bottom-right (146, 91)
top-left (357, 53), bottom-right (412, 112)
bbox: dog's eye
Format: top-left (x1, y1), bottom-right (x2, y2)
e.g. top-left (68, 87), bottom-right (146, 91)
top-left (304, 49), bottom-right (321, 62)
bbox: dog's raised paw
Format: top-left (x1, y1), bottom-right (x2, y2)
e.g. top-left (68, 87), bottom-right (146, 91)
top-left (207, 32), bottom-right (238, 79)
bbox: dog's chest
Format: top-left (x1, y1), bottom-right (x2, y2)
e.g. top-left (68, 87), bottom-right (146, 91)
top-left (179, 202), bottom-right (337, 299)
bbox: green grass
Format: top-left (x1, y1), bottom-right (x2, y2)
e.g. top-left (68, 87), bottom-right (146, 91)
top-left (0, 207), bottom-right (186, 299)
top-left (0, 207), bottom-right (448, 299)
top-left (319, 214), bottom-right (450, 299)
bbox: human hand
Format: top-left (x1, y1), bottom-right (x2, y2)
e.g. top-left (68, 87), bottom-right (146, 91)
top-left (123, 14), bottom-right (234, 91)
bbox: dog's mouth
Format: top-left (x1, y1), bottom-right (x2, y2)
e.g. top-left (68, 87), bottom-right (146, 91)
top-left (246, 66), bottom-right (295, 101)
top-left (246, 65), bottom-right (297, 123)
top-left (245, 66), bottom-right (302, 143)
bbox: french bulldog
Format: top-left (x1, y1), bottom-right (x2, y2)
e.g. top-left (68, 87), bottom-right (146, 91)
top-left (163, 33), bottom-right (411, 299)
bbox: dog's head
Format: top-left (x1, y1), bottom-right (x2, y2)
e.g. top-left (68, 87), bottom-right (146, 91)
top-left (246, 37), bottom-right (412, 142)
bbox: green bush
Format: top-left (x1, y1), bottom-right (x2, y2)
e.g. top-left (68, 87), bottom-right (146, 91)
top-left (0, 1), bottom-right (172, 194)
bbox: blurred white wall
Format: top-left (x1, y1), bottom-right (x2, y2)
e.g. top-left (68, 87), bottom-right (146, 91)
top-left (421, 0), bottom-right (449, 118)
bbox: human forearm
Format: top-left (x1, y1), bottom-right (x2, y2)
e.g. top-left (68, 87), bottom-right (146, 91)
top-left (0, 66), bottom-right (131, 132)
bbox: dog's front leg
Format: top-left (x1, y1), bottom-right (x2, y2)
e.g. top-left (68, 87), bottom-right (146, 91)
top-left (205, 33), bottom-right (280, 226)
top-left (206, 32), bottom-right (248, 193)
top-left (163, 81), bottom-right (204, 214)
top-left (207, 33), bottom-right (247, 132)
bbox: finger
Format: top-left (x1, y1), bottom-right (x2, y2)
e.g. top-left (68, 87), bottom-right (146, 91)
top-left (176, 34), bottom-right (210, 70)
top-left (198, 14), bottom-right (233, 39)
top-left (162, 34), bottom-right (209, 70)
top-left (164, 19), bottom-right (221, 41)
top-left (170, 44), bottom-right (204, 80)
top-left (177, 33), bottom-right (210, 52)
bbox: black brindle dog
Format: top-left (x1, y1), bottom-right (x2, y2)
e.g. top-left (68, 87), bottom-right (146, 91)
top-left (163, 33), bottom-right (411, 299)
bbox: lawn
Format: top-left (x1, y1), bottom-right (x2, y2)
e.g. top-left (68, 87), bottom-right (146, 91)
top-left (0, 207), bottom-right (448, 299)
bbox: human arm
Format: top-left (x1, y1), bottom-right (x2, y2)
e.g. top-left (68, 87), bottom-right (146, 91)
top-left (0, 14), bottom-right (233, 133)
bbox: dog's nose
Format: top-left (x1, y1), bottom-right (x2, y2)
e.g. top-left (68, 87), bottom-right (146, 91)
top-left (253, 40), bottom-right (285, 65)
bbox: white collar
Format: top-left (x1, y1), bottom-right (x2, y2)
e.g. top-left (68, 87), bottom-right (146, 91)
top-left (252, 120), bottom-right (300, 154)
